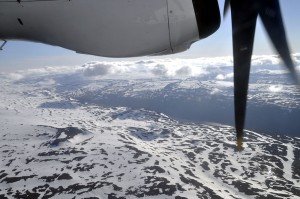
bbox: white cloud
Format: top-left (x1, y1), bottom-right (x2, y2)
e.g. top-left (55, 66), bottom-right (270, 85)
top-left (7, 73), bottom-right (24, 80)
top-left (252, 55), bottom-right (280, 66)
top-left (3, 53), bottom-right (299, 81)
top-left (151, 64), bottom-right (168, 77)
top-left (82, 62), bottom-right (113, 77)
top-left (256, 69), bottom-right (289, 75)
top-left (215, 81), bottom-right (234, 88)
top-left (216, 73), bottom-right (233, 80)
top-left (175, 66), bottom-right (191, 77)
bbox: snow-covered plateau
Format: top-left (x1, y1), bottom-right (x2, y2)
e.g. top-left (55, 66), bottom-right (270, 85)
top-left (0, 56), bottom-right (300, 198)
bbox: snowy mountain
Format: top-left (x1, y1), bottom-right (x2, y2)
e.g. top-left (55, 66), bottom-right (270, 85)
top-left (0, 55), bottom-right (300, 198)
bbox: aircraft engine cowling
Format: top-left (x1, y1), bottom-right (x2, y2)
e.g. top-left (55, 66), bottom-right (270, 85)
top-left (0, 0), bottom-right (220, 57)
top-left (165, 0), bottom-right (220, 55)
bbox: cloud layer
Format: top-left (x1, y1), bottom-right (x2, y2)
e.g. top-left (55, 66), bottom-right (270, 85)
top-left (2, 53), bottom-right (300, 81)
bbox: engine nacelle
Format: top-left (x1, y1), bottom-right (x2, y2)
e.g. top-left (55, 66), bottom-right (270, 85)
top-left (0, 0), bottom-right (220, 57)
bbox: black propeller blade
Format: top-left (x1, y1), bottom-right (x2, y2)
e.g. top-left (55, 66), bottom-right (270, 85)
top-left (224, 0), bottom-right (298, 150)
top-left (258, 1), bottom-right (299, 83)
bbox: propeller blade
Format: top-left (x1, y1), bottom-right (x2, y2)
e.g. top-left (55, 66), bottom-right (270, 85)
top-left (224, 0), bottom-right (231, 17)
top-left (226, 0), bottom-right (298, 150)
top-left (230, 1), bottom-right (258, 150)
top-left (258, 0), bottom-right (299, 84)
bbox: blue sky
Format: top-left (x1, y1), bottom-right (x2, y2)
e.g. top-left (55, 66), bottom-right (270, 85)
top-left (1, 0), bottom-right (299, 72)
